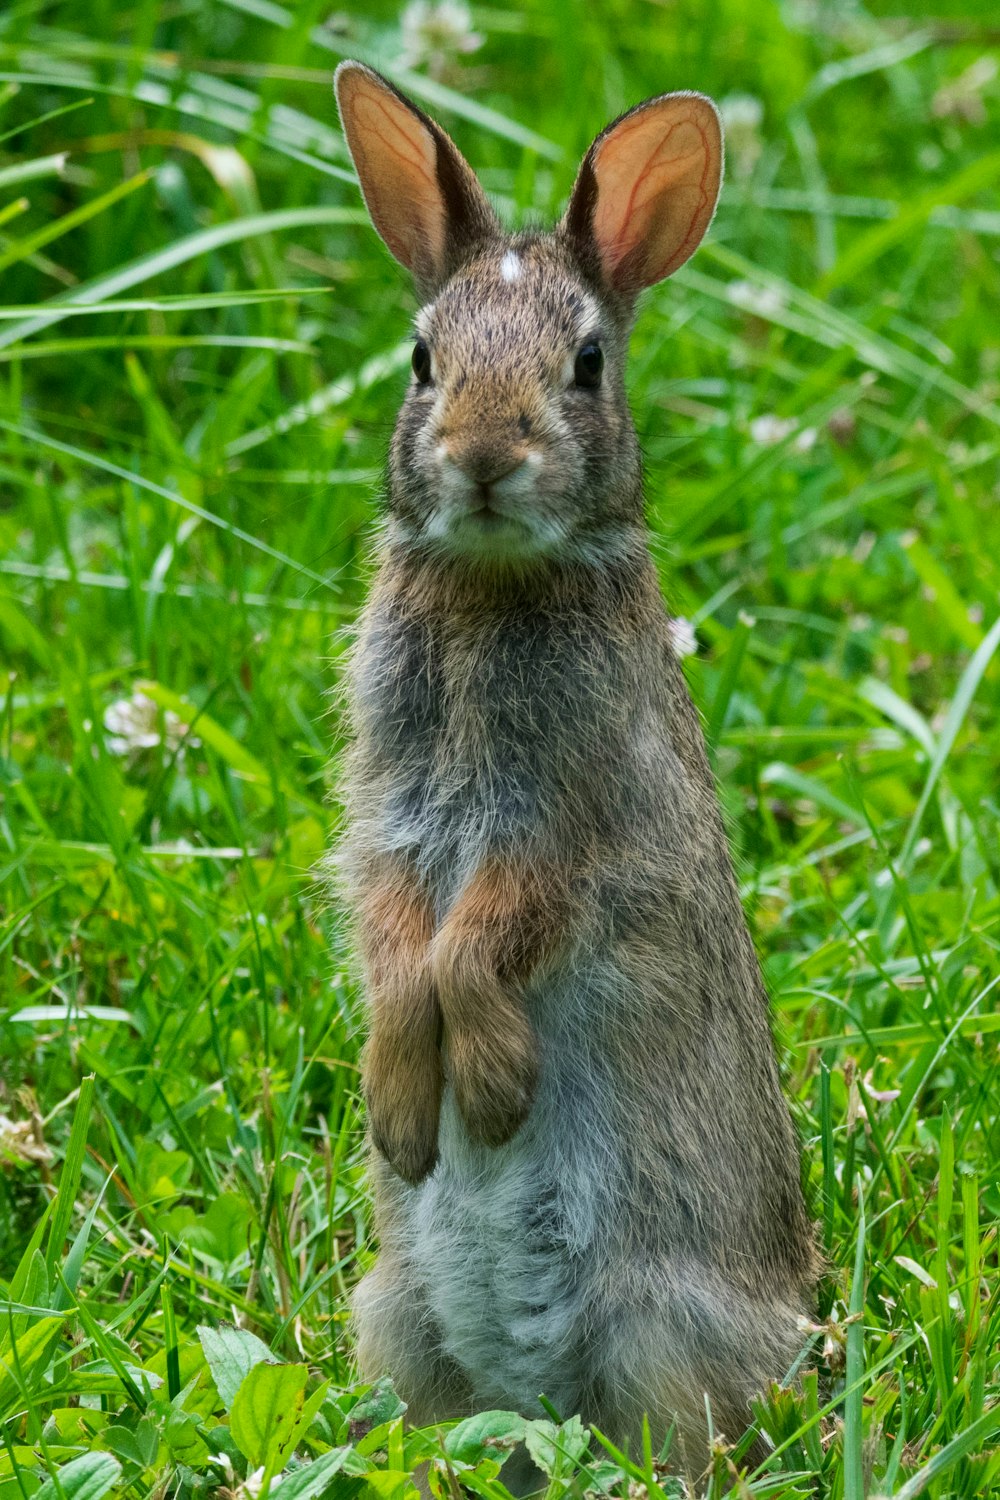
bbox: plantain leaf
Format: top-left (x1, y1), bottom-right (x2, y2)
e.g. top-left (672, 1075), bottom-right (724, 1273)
top-left (229, 1361), bottom-right (309, 1469)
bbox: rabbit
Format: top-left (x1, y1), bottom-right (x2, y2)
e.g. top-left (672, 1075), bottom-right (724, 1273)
top-left (332, 60), bottom-right (818, 1481)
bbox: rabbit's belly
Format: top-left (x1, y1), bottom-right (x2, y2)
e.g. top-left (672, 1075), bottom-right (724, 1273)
top-left (407, 965), bottom-right (620, 1409)
top-left (410, 1114), bottom-right (592, 1410)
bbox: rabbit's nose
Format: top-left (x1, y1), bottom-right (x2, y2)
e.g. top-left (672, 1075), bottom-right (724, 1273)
top-left (445, 446), bottom-right (522, 488)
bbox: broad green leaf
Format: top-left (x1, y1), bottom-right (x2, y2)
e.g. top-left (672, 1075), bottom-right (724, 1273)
top-left (524, 1415), bottom-right (591, 1476)
top-left (164, 1404), bottom-right (209, 1466)
top-left (5, 1206), bottom-right (53, 1309)
top-left (197, 1324), bottom-right (277, 1413)
top-left (183, 1194), bottom-right (253, 1264)
top-left (0, 1313), bottom-right (66, 1420)
top-left (0, 1251), bottom-right (49, 1354)
top-left (134, 1141), bottom-right (192, 1209)
top-left (444, 1410), bottom-right (526, 1466)
top-left (267, 1447), bottom-right (359, 1500)
top-left (229, 1361), bottom-right (309, 1469)
top-left (279, 1380), bottom-right (331, 1465)
top-left (34, 1453), bottom-right (121, 1500)
top-left (347, 1377), bottom-right (406, 1435)
top-left (356, 1474), bottom-right (416, 1500)
top-left (103, 1416), bottom-right (160, 1471)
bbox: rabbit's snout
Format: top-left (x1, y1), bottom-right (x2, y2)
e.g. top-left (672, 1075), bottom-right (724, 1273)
top-left (432, 439), bottom-right (548, 536)
top-left (421, 446), bottom-right (555, 556)
top-left (443, 444), bottom-right (525, 490)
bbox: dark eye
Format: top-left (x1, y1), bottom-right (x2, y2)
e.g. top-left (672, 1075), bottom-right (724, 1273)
top-left (412, 338), bottom-right (432, 384)
top-left (574, 343), bottom-right (603, 389)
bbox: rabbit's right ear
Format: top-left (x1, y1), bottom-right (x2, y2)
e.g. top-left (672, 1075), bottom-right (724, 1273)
top-left (335, 62), bottom-right (499, 297)
top-left (562, 91), bottom-right (723, 297)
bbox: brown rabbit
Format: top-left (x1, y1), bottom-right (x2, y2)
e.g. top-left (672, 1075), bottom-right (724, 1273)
top-left (333, 61), bottom-right (817, 1480)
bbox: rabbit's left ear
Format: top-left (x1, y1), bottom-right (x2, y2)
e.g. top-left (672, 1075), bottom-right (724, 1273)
top-left (563, 92), bottom-right (723, 295)
top-left (335, 61), bottom-right (499, 296)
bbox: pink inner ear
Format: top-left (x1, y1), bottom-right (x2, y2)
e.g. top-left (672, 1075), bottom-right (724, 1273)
top-left (340, 73), bottom-right (447, 277)
top-left (591, 97), bottom-right (721, 289)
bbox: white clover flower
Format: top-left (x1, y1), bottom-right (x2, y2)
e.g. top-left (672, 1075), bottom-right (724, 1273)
top-left (749, 415), bottom-right (817, 452)
top-left (103, 689), bottom-right (197, 758)
top-left (749, 414), bottom-right (796, 445)
top-left (726, 280), bottom-right (786, 320)
top-left (209, 1455), bottom-right (235, 1486)
top-left (667, 616), bottom-right (698, 659)
top-left (244, 1467), bottom-right (267, 1499)
top-left (400, 1), bottom-right (484, 77)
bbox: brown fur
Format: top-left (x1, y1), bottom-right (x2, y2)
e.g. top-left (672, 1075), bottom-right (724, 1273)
top-left (358, 858), bottom-right (441, 1185)
top-left (432, 857), bottom-right (572, 1147)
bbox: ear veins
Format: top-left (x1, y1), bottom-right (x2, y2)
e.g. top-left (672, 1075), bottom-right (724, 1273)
top-left (431, 859), bottom-right (570, 1147)
top-left (336, 67), bottom-right (445, 277)
top-left (594, 112), bottom-right (713, 281)
top-left (358, 857), bottom-right (443, 1185)
top-left (353, 102), bottom-right (443, 273)
top-left (638, 118), bottom-right (714, 281)
top-left (353, 95), bottom-right (437, 182)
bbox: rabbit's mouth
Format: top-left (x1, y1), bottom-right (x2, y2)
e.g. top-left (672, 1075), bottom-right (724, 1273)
top-left (408, 448), bottom-right (566, 561)
top-left (470, 511), bottom-right (503, 532)
top-left (419, 493), bottom-right (565, 562)
top-left (443, 503), bottom-right (535, 545)
top-left (468, 499), bottom-right (510, 528)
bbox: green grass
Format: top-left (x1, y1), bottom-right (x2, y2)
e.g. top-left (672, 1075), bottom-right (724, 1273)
top-left (1, 0), bottom-right (999, 1495)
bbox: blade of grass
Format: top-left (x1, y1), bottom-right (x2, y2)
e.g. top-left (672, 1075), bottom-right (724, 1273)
top-left (0, 205), bottom-right (363, 350)
top-left (843, 1184), bottom-right (866, 1500)
top-left (45, 1076), bottom-right (95, 1278)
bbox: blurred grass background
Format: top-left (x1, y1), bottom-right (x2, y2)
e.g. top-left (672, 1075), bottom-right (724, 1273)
top-left (1, 0), bottom-right (999, 1496)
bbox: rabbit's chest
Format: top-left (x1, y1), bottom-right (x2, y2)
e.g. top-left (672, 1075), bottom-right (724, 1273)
top-left (360, 612), bottom-right (624, 895)
top-left (375, 739), bottom-right (542, 918)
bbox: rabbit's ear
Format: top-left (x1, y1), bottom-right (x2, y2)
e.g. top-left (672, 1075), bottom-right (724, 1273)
top-left (563, 93), bottom-right (722, 295)
top-left (335, 61), bottom-right (499, 295)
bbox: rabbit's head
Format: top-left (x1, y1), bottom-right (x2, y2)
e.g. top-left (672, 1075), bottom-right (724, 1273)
top-left (335, 64), bottom-right (722, 567)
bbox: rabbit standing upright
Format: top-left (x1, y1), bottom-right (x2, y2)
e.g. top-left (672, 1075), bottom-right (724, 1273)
top-left (333, 62), bottom-right (817, 1474)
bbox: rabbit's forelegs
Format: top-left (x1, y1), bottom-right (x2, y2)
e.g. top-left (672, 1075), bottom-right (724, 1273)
top-left (431, 857), bottom-right (569, 1148)
top-left (358, 858), bottom-right (443, 1185)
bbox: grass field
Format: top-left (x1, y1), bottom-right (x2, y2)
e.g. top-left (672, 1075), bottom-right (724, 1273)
top-left (2, 0), bottom-right (1000, 1496)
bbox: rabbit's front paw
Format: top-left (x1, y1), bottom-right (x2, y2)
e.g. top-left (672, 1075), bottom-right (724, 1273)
top-left (448, 1010), bottom-right (539, 1148)
top-left (364, 1031), bottom-right (443, 1185)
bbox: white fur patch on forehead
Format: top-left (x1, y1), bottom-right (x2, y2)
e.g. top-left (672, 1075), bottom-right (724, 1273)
top-left (499, 250), bottom-right (522, 283)
top-left (414, 303), bottom-right (436, 339)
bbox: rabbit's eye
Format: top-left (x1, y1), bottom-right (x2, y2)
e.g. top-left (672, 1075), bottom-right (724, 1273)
top-left (412, 339), bottom-right (432, 384)
top-left (574, 343), bottom-right (603, 389)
